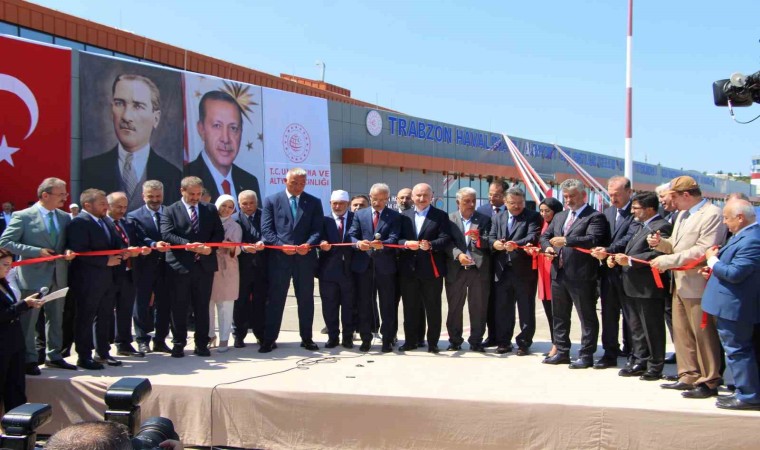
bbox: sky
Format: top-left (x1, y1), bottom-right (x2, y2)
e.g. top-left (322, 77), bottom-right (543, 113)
top-left (28, 0), bottom-right (760, 175)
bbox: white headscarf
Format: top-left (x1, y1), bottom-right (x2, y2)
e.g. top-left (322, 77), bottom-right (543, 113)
top-left (215, 195), bottom-right (236, 218)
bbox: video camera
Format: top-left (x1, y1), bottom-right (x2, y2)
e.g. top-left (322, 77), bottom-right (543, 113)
top-left (713, 71), bottom-right (760, 107)
top-left (0, 378), bottom-right (178, 450)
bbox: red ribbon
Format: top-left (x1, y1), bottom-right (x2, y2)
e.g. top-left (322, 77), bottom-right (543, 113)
top-left (465, 230), bottom-right (481, 248)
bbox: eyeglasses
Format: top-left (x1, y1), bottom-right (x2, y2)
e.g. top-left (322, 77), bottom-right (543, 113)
top-left (47, 192), bottom-right (69, 198)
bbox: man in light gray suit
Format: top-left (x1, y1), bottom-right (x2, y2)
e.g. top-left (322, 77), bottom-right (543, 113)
top-left (444, 187), bottom-right (492, 352)
top-left (0, 178), bottom-right (77, 374)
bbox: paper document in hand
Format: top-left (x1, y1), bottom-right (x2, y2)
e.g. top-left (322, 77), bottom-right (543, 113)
top-left (40, 287), bottom-right (69, 304)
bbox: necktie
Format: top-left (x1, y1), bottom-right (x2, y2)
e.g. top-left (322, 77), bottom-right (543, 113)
top-left (221, 180), bottom-right (231, 195)
top-left (337, 215), bottom-right (344, 239)
top-left (47, 211), bottom-right (58, 244)
top-left (493, 206), bottom-right (499, 216)
top-left (615, 209), bottom-right (625, 232)
top-left (122, 152), bottom-right (137, 196)
top-left (190, 205), bottom-right (199, 234)
top-left (290, 196), bottom-right (298, 220)
top-left (154, 211), bottom-right (161, 230)
top-left (97, 219), bottom-right (111, 240)
top-left (248, 214), bottom-right (256, 232)
top-left (373, 210), bottom-right (380, 231)
top-left (113, 220), bottom-right (129, 245)
top-left (563, 211), bottom-right (576, 235)
top-left (507, 215), bottom-right (515, 234)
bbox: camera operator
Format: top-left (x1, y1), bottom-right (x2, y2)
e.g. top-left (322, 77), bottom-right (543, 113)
top-left (0, 248), bottom-right (44, 412)
top-left (44, 421), bottom-right (183, 450)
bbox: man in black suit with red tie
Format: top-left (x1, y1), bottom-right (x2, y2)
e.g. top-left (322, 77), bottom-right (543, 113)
top-left (540, 179), bottom-right (610, 368)
top-left (398, 183), bottom-right (451, 354)
top-left (160, 176), bottom-right (224, 358)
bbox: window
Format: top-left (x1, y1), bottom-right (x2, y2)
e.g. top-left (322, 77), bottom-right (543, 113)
top-left (19, 27), bottom-right (53, 43)
top-left (54, 36), bottom-right (85, 50)
top-left (0, 21), bottom-right (19, 36)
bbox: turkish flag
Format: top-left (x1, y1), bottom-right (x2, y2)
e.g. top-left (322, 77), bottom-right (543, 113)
top-left (0, 36), bottom-right (71, 209)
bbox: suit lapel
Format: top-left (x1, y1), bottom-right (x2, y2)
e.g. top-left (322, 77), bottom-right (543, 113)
top-left (294, 196), bottom-right (305, 228)
top-left (673, 206), bottom-right (704, 247)
top-left (718, 233), bottom-right (744, 258)
top-left (34, 208), bottom-right (56, 248)
top-left (565, 206), bottom-right (588, 236)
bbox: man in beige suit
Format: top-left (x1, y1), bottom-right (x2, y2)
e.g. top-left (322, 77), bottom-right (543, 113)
top-left (649, 176), bottom-right (727, 399)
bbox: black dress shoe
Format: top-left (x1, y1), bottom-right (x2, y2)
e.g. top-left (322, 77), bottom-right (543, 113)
top-left (381, 343), bottom-right (392, 353)
top-left (516, 346), bottom-right (530, 356)
top-left (193, 347), bottom-right (211, 357)
top-left (258, 342), bottom-right (277, 353)
top-left (417, 341), bottom-right (427, 349)
top-left (325, 338), bottom-right (340, 349)
top-left (341, 339), bottom-right (354, 349)
top-left (682, 384), bottom-right (718, 399)
top-left (660, 381), bottom-right (695, 390)
top-left (153, 341), bottom-right (172, 353)
top-left (618, 363), bottom-right (647, 377)
top-left (398, 343), bottom-right (417, 352)
top-left (300, 341), bottom-right (319, 351)
top-left (716, 396), bottom-right (760, 410)
top-left (95, 354), bottom-right (122, 366)
top-left (496, 345), bottom-right (513, 354)
top-left (482, 338), bottom-right (497, 348)
top-left (593, 356), bottom-right (617, 369)
top-left (639, 371), bottom-right (663, 381)
top-left (117, 344), bottom-right (145, 357)
top-left (664, 353), bottom-right (676, 364)
top-left (663, 374), bottom-right (679, 382)
top-left (170, 346), bottom-right (185, 358)
top-left (77, 359), bottom-right (104, 370)
top-left (447, 344), bottom-right (462, 351)
top-left (470, 344), bottom-right (486, 352)
top-left (359, 341), bottom-right (371, 352)
top-left (428, 345), bottom-right (440, 354)
top-left (234, 338), bottom-right (246, 349)
top-left (25, 363), bottom-right (41, 376)
top-left (137, 342), bottom-right (151, 354)
top-left (569, 358), bottom-right (593, 369)
top-left (542, 354), bottom-right (571, 365)
top-left (45, 359), bottom-right (77, 370)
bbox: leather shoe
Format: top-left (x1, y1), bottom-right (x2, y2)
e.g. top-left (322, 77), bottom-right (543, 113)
top-left (398, 343), bottom-right (417, 352)
top-left (428, 345), bottom-right (440, 354)
top-left (325, 338), bottom-right (339, 349)
top-left (660, 381), bottom-right (695, 390)
top-left (496, 345), bottom-right (513, 354)
top-left (258, 342), bottom-right (277, 353)
top-left (77, 359), bottom-right (104, 370)
top-left (417, 341), bottom-right (427, 349)
top-left (45, 359), bottom-right (77, 371)
top-left (516, 346), bottom-right (530, 356)
top-left (716, 396), bottom-right (760, 410)
top-left (170, 346), bottom-right (185, 358)
top-left (682, 384), bottom-right (718, 399)
top-left (569, 358), bottom-right (593, 369)
top-left (618, 363), bottom-right (647, 377)
top-left (381, 342), bottom-right (392, 353)
top-left (639, 371), bottom-right (663, 381)
top-left (447, 344), bottom-right (462, 351)
top-left (234, 338), bottom-right (246, 349)
top-left (593, 356), bottom-right (617, 369)
top-left (663, 374), bottom-right (679, 381)
top-left (300, 340), bottom-right (319, 351)
top-left (470, 344), bottom-right (486, 352)
top-left (482, 338), bottom-right (497, 348)
top-left (542, 354), bottom-right (570, 365)
top-left (153, 341), bottom-right (172, 353)
top-left (341, 339), bottom-right (354, 349)
top-left (117, 344), bottom-right (145, 357)
top-left (137, 342), bottom-right (151, 354)
top-left (359, 341), bottom-right (371, 352)
top-left (664, 353), bottom-right (676, 364)
top-left (95, 354), bottom-right (122, 366)
top-left (193, 347), bottom-right (211, 357)
top-left (25, 363), bottom-right (41, 376)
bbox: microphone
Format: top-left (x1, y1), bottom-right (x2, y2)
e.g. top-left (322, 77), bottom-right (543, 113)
top-left (369, 233), bottom-right (381, 256)
top-left (730, 71), bottom-right (760, 88)
top-left (36, 287), bottom-right (49, 300)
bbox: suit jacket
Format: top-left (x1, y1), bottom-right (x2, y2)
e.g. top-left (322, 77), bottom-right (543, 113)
top-left (348, 207), bottom-right (401, 275)
top-left (620, 216), bottom-right (673, 299)
top-left (160, 201), bottom-right (224, 274)
top-left (107, 216), bottom-right (139, 278)
top-left (654, 201), bottom-right (727, 298)
top-left (0, 205), bottom-right (71, 290)
top-left (702, 225), bottom-right (760, 323)
top-left (445, 210), bottom-right (492, 282)
top-left (261, 190), bottom-right (323, 268)
top-left (487, 209), bottom-right (542, 282)
top-left (82, 146), bottom-right (182, 209)
top-left (398, 206), bottom-right (452, 279)
top-left (235, 209), bottom-right (266, 270)
top-left (184, 155), bottom-right (261, 203)
top-left (540, 204), bottom-right (609, 281)
top-left (604, 203), bottom-right (636, 253)
top-left (127, 205), bottom-right (165, 279)
top-left (0, 280), bottom-right (29, 355)
top-left (67, 212), bottom-right (121, 286)
top-left (318, 211), bottom-right (354, 282)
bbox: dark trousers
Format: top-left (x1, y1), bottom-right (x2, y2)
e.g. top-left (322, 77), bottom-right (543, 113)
top-left (112, 271), bottom-right (136, 346)
top-left (233, 266), bottom-right (268, 342)
top-left (541, 300), bottom-right (554, 342)
top-left (494, 274), bottom-right (538, 348)
top-left (355, 271), bottom-right (397, 344)
top-left (61, 288), bottom-right (76, 355)
top-left (399, 275), bottom-right (443, 347)
top-left (551, 272), bottom-right (598, 360)
top-left (393, 272), bottom-right (425, 343)
top-left (319, 277), bottom-right (355, 341)
top-left (753, 324), bottom-right (760, 376)
top-left (133, 263), bottom-right (171, 344)
top-left (0, 349), bottom-right (26, 412)
top-left (626, 295), bottom-right (666, 373)
top-left (168, 266), bottom-right (213, 349)
top-left (600, 272), bottom-right (632, 356)
top-left (444, 267), bottom-right (489, 346)
top-left (74, 281), bottom-right (115, 359)
top-left (265, 258), bottom-right (315, 342)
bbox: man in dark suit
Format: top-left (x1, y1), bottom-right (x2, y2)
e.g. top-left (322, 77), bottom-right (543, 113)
top-left (184, 90), bottom-right (261, 202)
top-left (82, 74), bottom-right (182, 211)
top-left (317, 190), bottom-right (355, 349)
top-left (702, 198), bottom-right (760, 410)
top-left (540, 179), bottom-right (610, 368)
top-left (398, 183), bottom-right (451, 354)
top-left (127, 180), bottom-right (173, 354)
top-left (445, 187), bottom-right (492, 352)
top-left (475, 178), bottom-right (508, 348)
top-left (260, 168), bottom-right (323, 353)
top-left (489, 187), bottom-right (542, 355)
top-left (656, 182), bottom-right (679, 363)
top-left (232, 190), bottom-right (267, 348)
top-left (590, 176), bottom-right (636, 368)
top-left (160, 176), bottom-right (224, 358)
top-left (67, 189), bottom-right (126, 370)
top-left (349, 183), bottom-right (402, 353)
top-left (392, 187), bottom-right (419, 346)
top-left (610, 191), bottom-right (672, 381)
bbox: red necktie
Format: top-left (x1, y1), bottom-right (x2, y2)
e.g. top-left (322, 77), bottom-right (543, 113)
top-left (373, 210), bottom-right (380, 231)
top-left (221, 180), bottom-right (231, 195)
top-left (337, 215), bottom-right (344, 239)
top-left (113, 221), bottom-right (131, 268)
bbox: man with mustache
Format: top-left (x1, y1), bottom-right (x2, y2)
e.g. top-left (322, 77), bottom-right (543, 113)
top-left (82, 74), bottom-right (182, 211)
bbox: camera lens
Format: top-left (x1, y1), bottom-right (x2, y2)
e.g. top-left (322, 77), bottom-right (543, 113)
top-left (131, 417), bottom-right (179, 450)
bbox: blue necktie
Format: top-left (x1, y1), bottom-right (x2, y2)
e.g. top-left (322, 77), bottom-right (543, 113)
top-left (290, 196), bottom-right (298, 220)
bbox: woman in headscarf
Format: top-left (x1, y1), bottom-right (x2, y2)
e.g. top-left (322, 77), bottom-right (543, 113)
top-left (209, 195), bottom-right (242, 353)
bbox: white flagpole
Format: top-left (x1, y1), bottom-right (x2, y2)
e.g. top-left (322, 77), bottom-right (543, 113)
top-left (625, 0), bottom-right (634, 184)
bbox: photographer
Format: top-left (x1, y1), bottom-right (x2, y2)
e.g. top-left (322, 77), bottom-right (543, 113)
top-left (45, 421), bottom-right (183, 450)
top-left (0, 248), bottom-right (44, 413)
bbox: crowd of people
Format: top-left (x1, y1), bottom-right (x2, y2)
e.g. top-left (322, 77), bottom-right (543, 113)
top-left (1, 169), bottom-right (759, 416)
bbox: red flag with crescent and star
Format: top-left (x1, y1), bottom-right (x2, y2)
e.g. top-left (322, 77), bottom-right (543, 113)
top-left (0, 35), bottom-right (71, 208)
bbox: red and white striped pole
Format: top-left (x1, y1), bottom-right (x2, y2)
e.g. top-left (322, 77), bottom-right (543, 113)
top-left (624, 0), bottom-right (633, 184)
